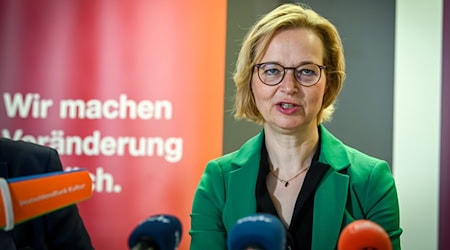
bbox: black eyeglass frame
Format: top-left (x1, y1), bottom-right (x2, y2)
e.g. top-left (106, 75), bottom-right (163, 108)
top-left (254, 62), bottom-right (327, 87)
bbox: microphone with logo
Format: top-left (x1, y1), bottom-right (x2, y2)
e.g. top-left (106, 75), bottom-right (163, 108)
top-left (337, 219), bottom-right (392, 250)
top-left (0, 169), bottom-right (93, 231)
top-left (128, 214), bottom-right (182, 250)
top-left (227, 213), bottom-right (286, 250)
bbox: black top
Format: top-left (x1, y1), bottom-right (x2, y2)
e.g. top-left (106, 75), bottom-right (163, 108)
top-left (255, 135), bottom-right (330, 250)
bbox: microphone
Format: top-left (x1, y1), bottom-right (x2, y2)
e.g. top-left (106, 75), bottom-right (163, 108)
top-left (338, 219), bottom-right (392, 250)
top-left (227, 213), bottom-right (286, 250)
top-left (128, 214), bottom-right (182, 250)
top-left (0, 169), bottom-right (93, 231)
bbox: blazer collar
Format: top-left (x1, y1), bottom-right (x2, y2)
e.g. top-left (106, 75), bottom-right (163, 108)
top-left (318, 125), bottom-right (351, 171)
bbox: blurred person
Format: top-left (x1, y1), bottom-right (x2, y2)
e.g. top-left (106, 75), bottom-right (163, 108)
top-left (0, 138), bottom-right (94, 250)
top-left (190, 3), bottom-right (402, 250)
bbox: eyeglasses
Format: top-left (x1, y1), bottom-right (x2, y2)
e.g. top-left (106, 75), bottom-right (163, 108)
top-left (254, 62), bottom-right (326, 87)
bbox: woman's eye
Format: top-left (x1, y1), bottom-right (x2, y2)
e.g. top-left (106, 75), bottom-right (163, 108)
top-left (298, 68), bottom-right (317, 76)
top-left (265, 68), bottom-right (281, 75)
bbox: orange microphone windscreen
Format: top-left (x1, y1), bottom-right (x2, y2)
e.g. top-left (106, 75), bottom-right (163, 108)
top-left (0, 170), bottom-right (93, 230)
top-left (338, 219), bottom-right (392, 250)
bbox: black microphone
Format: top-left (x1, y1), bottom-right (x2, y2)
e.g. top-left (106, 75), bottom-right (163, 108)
top-left (128, 214), bottom-right (182, 250)
top-left (227, 213), bottom-right (286, 250)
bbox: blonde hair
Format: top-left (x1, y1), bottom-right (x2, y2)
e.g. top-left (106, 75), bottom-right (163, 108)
top-left (233, 3), bottom-right (346, 124)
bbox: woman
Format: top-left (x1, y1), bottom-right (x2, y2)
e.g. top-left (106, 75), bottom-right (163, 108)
top-left (190, 3), bottom-right (402, 249)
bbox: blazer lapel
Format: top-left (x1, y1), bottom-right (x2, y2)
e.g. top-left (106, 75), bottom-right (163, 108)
top-left (222, 131), bottom-right (264, 231)
top-left (312, 125), bottom-right (351, 249)
top-left (312, 170), bottom-right (349, 249)
top-left (224, 163), bottom-right (258, 228)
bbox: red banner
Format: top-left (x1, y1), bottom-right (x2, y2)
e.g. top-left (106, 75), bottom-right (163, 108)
top-left (0, 1), bottom-right (227, 249)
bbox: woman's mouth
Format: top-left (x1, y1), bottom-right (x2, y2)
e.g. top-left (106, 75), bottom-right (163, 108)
top-left (277, 102), bottom-right (299, 114)
top-left (280, 103), bottom-right (296, 109)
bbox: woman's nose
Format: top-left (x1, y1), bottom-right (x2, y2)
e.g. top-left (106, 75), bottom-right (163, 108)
top-left (279, 69), bottom-right (299, 94)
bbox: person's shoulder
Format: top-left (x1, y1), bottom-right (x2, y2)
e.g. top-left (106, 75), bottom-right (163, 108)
top-left (205, 132), bottom-right (263, 174)
top-left (0, 138), bottom-right (57, 159)
top-left (0, 139), bottom-right (59, 165)
top-left (344, 145), bottom-right (386, 166)
top-left (205, 149), bottom-right (239, 173)
top-left (212, 132), bottom-right (263, 164)
top-left (340, 145), bottom-right (392, 187)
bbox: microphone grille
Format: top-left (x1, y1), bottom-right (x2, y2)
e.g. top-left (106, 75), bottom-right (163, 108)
top-left (228, 213), bottom-right (286, 250)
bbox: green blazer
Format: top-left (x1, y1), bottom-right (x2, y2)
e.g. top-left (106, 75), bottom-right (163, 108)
top-left (190, 125), bottom-right (402, 249)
